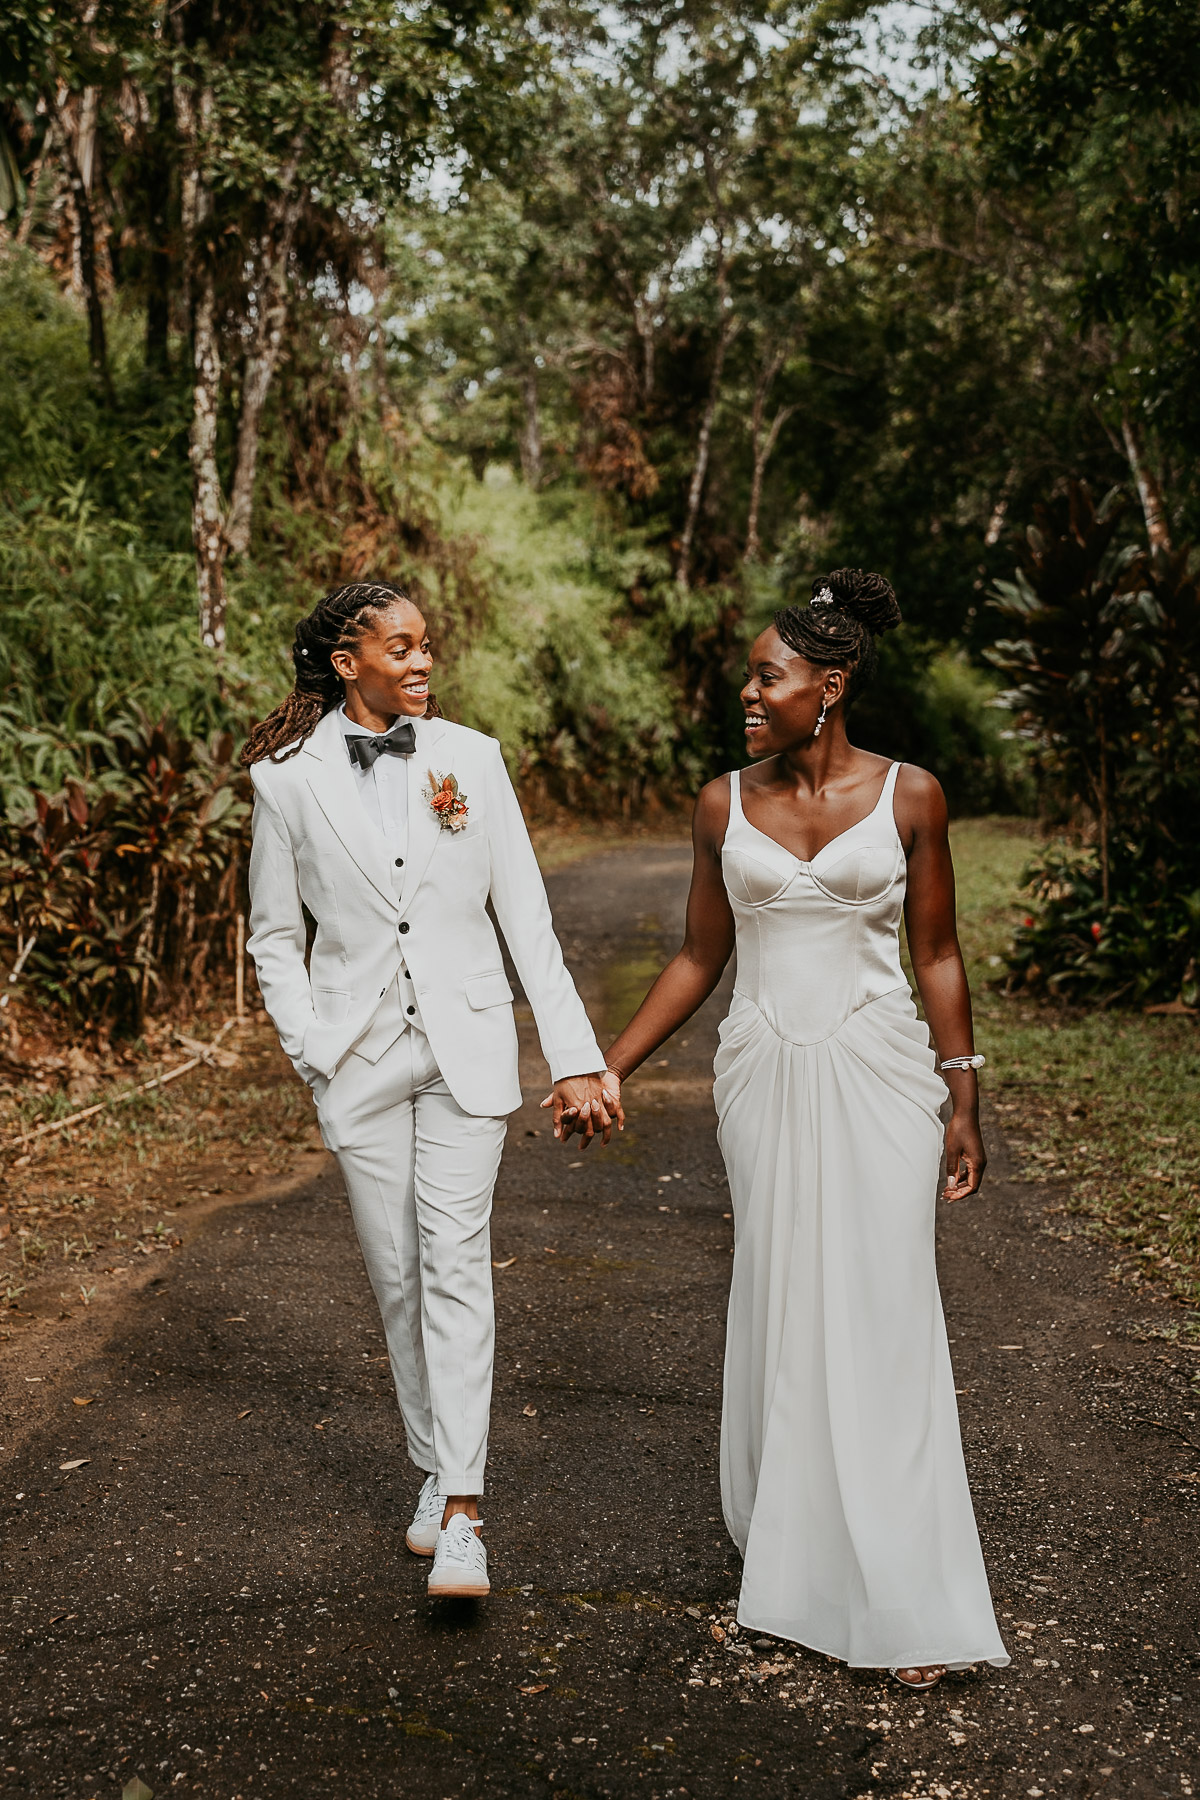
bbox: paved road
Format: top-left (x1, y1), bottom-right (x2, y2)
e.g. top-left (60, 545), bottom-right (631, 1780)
top-left (2, 844), bottom-right (1199, 1799)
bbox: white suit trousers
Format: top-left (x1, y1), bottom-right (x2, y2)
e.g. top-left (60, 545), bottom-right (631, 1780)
top-left (318, 1023), bottom-right (507, 1493)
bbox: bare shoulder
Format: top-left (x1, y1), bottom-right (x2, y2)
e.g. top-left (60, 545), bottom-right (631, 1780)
top-left (689, 773), bottom-right (732, 856)
top-left (894, 761), bottom-right (949, 838)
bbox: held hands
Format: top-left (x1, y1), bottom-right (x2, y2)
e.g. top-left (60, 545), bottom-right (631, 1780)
top-left (540, 1071), bottom-right (624, 1149)
top-left (942, 1110), bottom-right (986, 1202)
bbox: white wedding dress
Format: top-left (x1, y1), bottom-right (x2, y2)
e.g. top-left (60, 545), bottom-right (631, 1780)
top-left (714, 763), bottom-right (1008, 1670)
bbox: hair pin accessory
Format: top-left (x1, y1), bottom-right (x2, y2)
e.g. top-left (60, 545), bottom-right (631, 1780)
top-left (812, 586), bottom-right (834, 606)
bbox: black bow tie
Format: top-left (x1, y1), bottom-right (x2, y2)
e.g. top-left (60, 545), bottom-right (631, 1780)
top-left (346, 720), bottom-right (416, 770)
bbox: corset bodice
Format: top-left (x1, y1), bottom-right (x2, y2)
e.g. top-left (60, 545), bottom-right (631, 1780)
top-left (721, 762), bottom-right (909, 1045)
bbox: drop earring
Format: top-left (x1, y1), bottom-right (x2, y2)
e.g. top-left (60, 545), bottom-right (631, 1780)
top-left (813, 695), bottom-right (829, 738)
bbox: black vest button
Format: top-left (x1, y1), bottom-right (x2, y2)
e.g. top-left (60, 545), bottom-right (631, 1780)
top-left (407, 1005), bottom-right (416, 1016)
top-left (395, 857), bottom-right (404, 867)
top-left (399, 920), bottom-right (410, 934)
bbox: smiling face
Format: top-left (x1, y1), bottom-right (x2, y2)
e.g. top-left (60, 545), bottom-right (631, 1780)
top-left (330, 599), bottom-right (433, 725)
top-left (740, 626), bottom-right (845, 757)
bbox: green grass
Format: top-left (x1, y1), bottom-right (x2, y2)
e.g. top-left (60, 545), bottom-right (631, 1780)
top-left (951, 818), bottom-right (1200, 1322)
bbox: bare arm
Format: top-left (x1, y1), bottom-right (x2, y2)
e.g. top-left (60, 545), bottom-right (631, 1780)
top-left (603, 778), bottom-right (737, 1080)
top-left (899, 767), bottom-right (986, 1201)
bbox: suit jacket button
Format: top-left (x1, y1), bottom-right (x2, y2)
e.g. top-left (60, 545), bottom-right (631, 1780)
top-left (395, 857), bottom-right (404, 867)
top-left (399, 921), bottom-right (410, 934)
top-left (407, 1005), bottom-right (416, 1016)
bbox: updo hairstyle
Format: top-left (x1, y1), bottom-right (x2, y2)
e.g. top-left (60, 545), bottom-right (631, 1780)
top-left (772, 568), bottom-right (901, 703)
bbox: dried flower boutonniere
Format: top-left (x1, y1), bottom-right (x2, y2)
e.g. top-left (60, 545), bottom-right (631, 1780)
top-left (424, 769), bottom-right (469, 832)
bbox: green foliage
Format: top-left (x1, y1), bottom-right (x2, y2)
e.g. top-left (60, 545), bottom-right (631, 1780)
top-left (988, 483), bottom-right (1200, 1002)
top-left (1006, 841), bottom-right (1200, 1008)
top-left (978, 0), bottom-right (1200, 516)
top-left (0, 714), bottom-right (250, 1036)
top-left (440, 471), bottom-right (693, 809)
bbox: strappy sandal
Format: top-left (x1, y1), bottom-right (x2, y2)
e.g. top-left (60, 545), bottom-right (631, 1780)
top-left (890, 1665), bottom-right (946, 1691)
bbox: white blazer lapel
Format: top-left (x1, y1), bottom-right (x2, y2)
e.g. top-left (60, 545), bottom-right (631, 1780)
top-left (399, 715), bottom-right (447, 915)
top-left (301, 709), bottom-right (396, 908)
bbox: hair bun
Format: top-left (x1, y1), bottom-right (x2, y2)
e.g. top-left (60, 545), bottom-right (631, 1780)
top-left (812, 568), bottom-right (901, 636)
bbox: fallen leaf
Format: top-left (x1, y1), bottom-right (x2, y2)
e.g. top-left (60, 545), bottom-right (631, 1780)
top-left (47, 1612), bottom-right (71, 1625)
top-left (492, 1257), bottom-right (516, 1270)
top-left (523, 1404), bottom-right (538, 1418)
top-left (519, 1683), bottom-right (549, 1696)
top-left (314, 1418), bottom-right (332, 1431)
top-left (237, 1409), bottom-right (253, 1421)
top-left (58, 1458), bottom-right (90, 1471)
top-left (122, 1779), bottom-right (154, 1800)
top-left (711, 1623), bottom-right (727, 1643)
top-left (72, 1396), bottom-right (94, 1407)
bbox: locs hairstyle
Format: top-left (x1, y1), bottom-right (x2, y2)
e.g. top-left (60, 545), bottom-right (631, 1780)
top-left (772, 568), bottom-right (902, 703)
top-left (240, 582), bottom-right (441, 768)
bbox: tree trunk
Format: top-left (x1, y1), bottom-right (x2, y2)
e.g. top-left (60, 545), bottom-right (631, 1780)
top-left (225, 156), bottom-right (305, 558)
top-left (677, 313), bottom-right (739, 589)
top-left (174, 70), bottom-right (228, 649)
top-left (1121, 413), bottom-right (1173, 552)
top-left (190, 265), bottom-right (228, 651)
top-left (743, 344), bottom-right (793, 566)
top-left (15, 144), bottom-right (49, 246)
top-left (743, 404), bottom-right (794, 566)
top-left (143, 85), bottom-right (173, 378)
top-left (633, 297), bottom-right (655, 402)
top-left (517, 368), bottom-right (543, 491)
top-left (53, 114), bottom-right (111, 396)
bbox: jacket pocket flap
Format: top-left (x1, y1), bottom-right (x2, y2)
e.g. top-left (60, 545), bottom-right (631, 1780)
top-left (464, 969), bottom-right (514, 1010)
top-left (312, 986), bottom-right (352, 1023)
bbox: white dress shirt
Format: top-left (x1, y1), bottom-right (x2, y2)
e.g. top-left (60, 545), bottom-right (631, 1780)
top-left (338, 705), bottom-right (410, 855)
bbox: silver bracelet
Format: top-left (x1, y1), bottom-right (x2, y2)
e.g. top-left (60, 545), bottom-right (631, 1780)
top-left (939, 1054), bottom-right (986, 1072)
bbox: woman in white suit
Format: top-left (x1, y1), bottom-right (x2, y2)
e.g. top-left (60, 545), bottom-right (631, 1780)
top-left (242, 581), bottom-right (618, 1598)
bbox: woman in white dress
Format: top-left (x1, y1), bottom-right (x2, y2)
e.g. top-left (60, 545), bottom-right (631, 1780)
top-left (594, 569), bottom-right (1008, 1687)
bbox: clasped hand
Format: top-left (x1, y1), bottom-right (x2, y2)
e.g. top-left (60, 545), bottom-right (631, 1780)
top-left (540, 1071), bottom-right (624, 1148)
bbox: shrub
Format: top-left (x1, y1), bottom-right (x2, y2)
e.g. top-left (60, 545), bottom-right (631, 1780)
top-left (989, 482), bottom-right (1200, 1004)
top-left (0, 714), bottom-right (250, 1039)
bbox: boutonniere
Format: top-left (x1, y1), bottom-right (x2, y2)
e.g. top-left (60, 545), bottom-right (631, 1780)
top-left (424, 768), bottom-right (470, 832)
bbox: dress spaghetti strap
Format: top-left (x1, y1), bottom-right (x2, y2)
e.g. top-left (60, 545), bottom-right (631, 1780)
top-left (719, 768), bottom-right (745, 854)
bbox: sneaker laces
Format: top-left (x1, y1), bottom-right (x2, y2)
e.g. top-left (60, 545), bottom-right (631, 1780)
top-left (438, 1514), bottom-right (485, 1568)
top-left (412, 1473), bottom-right (445, 1525)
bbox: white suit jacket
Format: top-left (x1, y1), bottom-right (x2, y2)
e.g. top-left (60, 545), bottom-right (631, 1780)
top-left (247, 709), bottom-right (603, 1116)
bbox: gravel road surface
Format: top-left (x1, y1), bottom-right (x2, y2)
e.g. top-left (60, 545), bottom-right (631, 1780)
top-left (2, 844), bottom-right (1198, 1799)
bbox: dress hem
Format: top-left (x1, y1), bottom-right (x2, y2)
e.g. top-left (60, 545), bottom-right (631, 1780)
top-left (735, 1608), bottom-right (1010, 1672)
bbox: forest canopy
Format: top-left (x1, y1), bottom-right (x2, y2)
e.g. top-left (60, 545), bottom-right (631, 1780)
top-left (1, 0), bottom-right (1199, 1018)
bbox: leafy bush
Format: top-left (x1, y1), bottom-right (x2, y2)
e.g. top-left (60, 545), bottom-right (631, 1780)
top-left (1007, 842), bottom-right (1200, 1007)
top-left (0, 715), bottom-right (250, 1038)
top-left (989, 482), bottom-right (1200, 1004)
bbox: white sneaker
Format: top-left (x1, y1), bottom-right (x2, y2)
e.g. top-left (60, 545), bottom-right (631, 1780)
top-left (405, 1472), bottom-right (446, 1557)
top-left (427, 1513), bottom-right (489, 1599)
